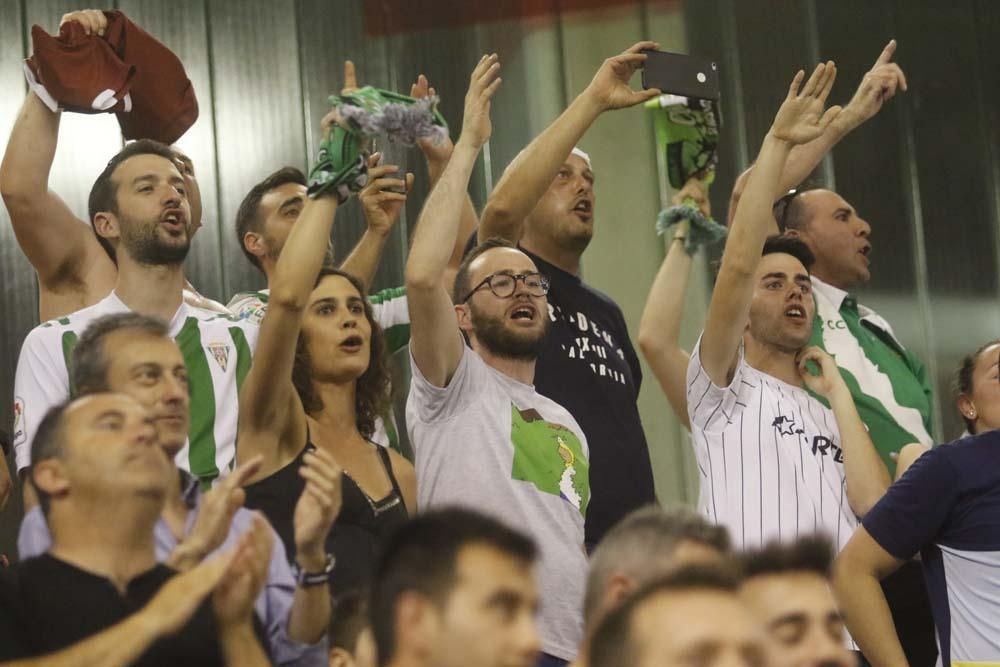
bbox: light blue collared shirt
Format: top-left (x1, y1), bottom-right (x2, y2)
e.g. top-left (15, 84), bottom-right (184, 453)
top-left (18, 474), bottom-right (327, 666)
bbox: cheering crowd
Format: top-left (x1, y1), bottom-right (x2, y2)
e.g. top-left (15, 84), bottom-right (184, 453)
top-left (0, 7), bottom-right (997, 667)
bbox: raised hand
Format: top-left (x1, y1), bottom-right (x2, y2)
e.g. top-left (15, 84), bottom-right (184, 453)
top-left (583, 41), bottom-right (662, 112)
top-left (293, 447), bottom-right (344, 571)
top-left (411, 74), bottom-right (453, 165)
top-left (168, 455), bottom-right (263, 571)
top-left (342, 60), bottom-right (360, 96)
top-left (59, 9), bottom-right (107, 35)
top-left (144, 547), bottom-right (238, 636)
top-left (457, 54), bottom-right (502, 149)
top-left (769, 62), bottom-right (842, 146)
top-left (359, 154), bottom-right (414, 237)
top-left (840, 40), bottom-right (908, 128)
top-left (796, 346), bottom-right (847, 399)
top-left (672, 177), bottom-right (711, 218)
top-left (213, 513), bottom-right (274, 626)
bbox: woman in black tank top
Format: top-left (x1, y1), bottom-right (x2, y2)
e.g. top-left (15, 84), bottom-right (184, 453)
top-left (235, 183), bottom-right (416, 595)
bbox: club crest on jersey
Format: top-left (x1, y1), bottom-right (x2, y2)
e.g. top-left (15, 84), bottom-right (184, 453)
top-left (772, 414), bottom-right (803, 436)
top-left (207, 342), bottom-right (230, 372)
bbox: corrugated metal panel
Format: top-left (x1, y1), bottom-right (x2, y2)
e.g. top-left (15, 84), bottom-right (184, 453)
top-left (207, 0), bottom-right (307, 298)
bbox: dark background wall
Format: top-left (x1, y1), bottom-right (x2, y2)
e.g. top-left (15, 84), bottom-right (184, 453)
top-left (1, 0), bottom-right (997, 557)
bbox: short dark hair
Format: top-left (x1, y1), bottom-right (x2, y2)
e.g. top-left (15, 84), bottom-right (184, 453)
top-left (29, 402), bottom-right (72, 516)
top-left (584, 505), bottom-right (731, 623)
top-left (329, 590), bottom-right (370, 654)
top-left (740, 535), bottom-right (834, 580)
top-left (589, 564), bottom-right (742, 667)
top-left (453, 237), bottom-right (519, 304)
top-left (72, 313), bottom-right (170, 397)
top-left (369, 508), bottom-right (537, 665)
top-left (763, 234), bottom-right (815, 271)
top-left (235, 167), bottom-right (308, 273)
top-left (955, 339), bottom-right (1000, 433)
top-left (88, 139), bottom-right (179, 261)
top-left (292, 268), bottom-right (391, 440)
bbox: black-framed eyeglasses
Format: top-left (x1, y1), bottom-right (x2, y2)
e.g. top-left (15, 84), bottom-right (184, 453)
top-left (772, 188), bottom-right (803, 232)
top-left (461, 271), bottom-right (550, 303)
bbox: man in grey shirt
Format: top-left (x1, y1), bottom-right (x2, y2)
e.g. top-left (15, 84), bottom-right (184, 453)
top-left (404, 55), bottom-right (590, 666)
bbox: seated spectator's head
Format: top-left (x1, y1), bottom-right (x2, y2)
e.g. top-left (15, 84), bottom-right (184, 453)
top-left (739, 536), bottom-right (853, 667)
top-left (88, 139), bottom-right (194, 265)
top-left (329, 591), bottom-right (377, 667)
top-left (72, 313), bottom-right (188, 458)
top-left (292, 267), bottom-right (391, 439)
top-left (235, 167), bottom-right (313, 275)
top-left (589, 564), bottom-right (763, 667)
top-left (748, 235), bottom-right (816, 353)
top-left (370, 508), bottom-right (540, 667)
top-left (522, 147), bottom-right (595, 255)
top-left (956, 339), bottom-right (1000, 435)
top-left (453, 238), bottom-right (551, 361)
top-left (584, 506), bottom-right (731, 631)
top-left (29, 394), bottom-right (171, 517)
top-left (776, 188), bottom-right (871, 289)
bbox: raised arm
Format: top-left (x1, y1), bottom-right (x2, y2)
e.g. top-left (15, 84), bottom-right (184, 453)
top-left (478, 41), bottom-right (660, 243)
top-left (701, 64), bottom-right (841, 386)
top-left (406, 55), bottom-right (501, 387)
top-left (340, 157), bottom-right (413, 290)
top-left (638, 179), bottom-right (711, 429)
top-left (335, 61), bottom-right (413, 290)
top-left (796, 347), bottom-right (890, 515)
top-left (0, 92), bottom-right (110, 292)
top-left (238, 106), bottom-right (355, 470)
top-left (0, 11), bottom-right (117, 302)
top-left (410, 74), bottom-right (480, 287)
top-left (726, 41), bottom-right (906, 226)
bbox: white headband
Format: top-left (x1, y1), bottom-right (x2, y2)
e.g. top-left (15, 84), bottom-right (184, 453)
top-left (570, 146), bottom-right (592, 168)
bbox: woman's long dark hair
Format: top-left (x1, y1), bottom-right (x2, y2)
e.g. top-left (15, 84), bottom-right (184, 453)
top-left (291, 267), bottom-right (392, 440)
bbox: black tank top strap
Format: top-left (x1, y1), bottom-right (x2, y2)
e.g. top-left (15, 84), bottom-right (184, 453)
top-left (375, 445), bottom-right (405, 508)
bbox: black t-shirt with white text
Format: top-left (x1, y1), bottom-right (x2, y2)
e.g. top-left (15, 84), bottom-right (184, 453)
top-left (523, 249), bottom-right (656, 543)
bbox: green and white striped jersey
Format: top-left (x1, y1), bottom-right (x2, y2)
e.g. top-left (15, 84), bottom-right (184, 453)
top-left (226, 286), bottom-right (410, 450)
top-left (13, 292), bottom-right (259, 485)
top-left (808, 277), bottom-right (933, 476)
top-left (227, 286), bottom-right (410, 354)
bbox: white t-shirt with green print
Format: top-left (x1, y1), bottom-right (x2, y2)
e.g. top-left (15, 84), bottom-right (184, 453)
top-left (406, 345), bottom-right (590, 661)
top-left (13, 291), bottom-right (258, 485)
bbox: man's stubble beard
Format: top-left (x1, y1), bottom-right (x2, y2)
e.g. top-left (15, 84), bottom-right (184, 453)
top-left (470, 301), bottom-right (550, 362)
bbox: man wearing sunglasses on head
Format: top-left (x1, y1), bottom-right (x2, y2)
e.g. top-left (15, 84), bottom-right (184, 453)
top-left (405, 54), bottom-right (590, 667)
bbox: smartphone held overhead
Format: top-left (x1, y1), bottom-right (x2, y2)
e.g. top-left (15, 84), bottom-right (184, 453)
top-left (641, 50), bottom-right (720, 101)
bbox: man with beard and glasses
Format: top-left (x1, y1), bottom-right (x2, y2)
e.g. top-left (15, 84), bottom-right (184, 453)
top-left (13, 140), bottom-right (259, 502)
top-left (405, 55), bottom-right (589, 667)
top-left (474, 42), bottom-right (663, 548)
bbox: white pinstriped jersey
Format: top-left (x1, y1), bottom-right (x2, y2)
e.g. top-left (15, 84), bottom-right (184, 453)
top-left (686, 337), bottom-right (859, 553)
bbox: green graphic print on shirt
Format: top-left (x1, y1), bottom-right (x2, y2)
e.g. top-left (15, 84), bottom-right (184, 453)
top-left (510, 405), bottom-right (590, 516)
